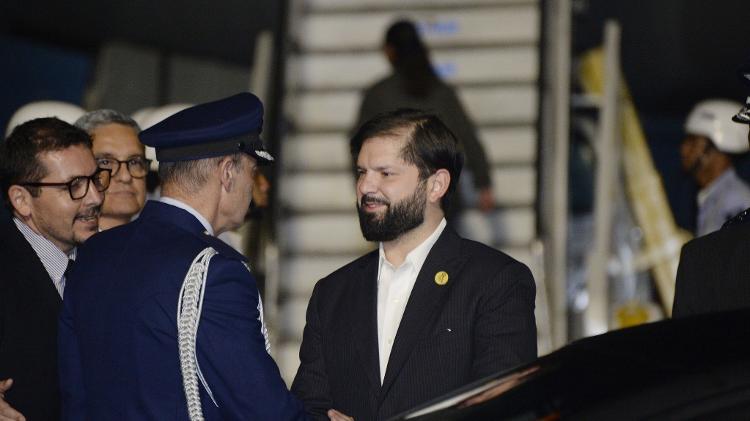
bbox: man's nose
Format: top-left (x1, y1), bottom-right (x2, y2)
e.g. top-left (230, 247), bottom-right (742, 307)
top-left (115, 163), bottom-right (133, 182)
top-left (357, 172), bottom-right (378, 194)
top-left (84, 181), bottom-right (105, 206)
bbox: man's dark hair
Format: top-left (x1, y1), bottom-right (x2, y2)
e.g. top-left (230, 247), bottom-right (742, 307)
top-left (350, 108), bottom-right (463, 210)
top-left (1, 117), bottom-right (92, 209)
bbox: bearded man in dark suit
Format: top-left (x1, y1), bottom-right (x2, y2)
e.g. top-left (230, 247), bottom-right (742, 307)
top-left (292, 109), bottom-right (537, 421)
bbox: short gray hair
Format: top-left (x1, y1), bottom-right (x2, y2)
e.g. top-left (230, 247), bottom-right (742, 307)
top-left (74, 109), bottom-right (141, 134)
top-left (158, 153), bottom-right (244, 194)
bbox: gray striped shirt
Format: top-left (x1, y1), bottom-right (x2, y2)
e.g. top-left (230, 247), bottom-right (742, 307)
top-left (13, 217), bottom-right (75, 298)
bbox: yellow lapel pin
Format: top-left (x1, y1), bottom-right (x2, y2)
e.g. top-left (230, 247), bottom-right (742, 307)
top-left (434, 271), bottom-right (449, 286)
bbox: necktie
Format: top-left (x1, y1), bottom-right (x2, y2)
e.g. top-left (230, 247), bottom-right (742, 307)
top-left (61, 258), bottom-right (74, 295)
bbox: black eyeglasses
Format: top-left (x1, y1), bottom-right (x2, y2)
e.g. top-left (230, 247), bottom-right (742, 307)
top-left (95, 156), bottom-right (151, 178)
top-left (19, 168), bottom-right (112, 200)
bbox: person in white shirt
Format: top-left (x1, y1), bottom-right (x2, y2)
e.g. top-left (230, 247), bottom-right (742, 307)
top-left (680, 99), bottom-right (750, 236)
top-left (292, 109), bottom-right (537, 421)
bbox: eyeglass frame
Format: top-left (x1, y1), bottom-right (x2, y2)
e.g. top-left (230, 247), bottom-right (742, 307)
top-left (95, 156), bottom-right (152, 178)
top-left (18, 167), bottom-right (112, 200)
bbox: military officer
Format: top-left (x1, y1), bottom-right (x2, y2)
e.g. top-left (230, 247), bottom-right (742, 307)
top-left (58, 93), bottom-right (307, 420)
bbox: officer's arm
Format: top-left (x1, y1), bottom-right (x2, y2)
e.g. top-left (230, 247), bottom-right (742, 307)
top-left (58, 275), bottom-right (86, 420)
top-left (471, 261), bottom-right (537, 379)
top-left (196, 257), bottom-right (307, 420)
top-left (291, 281), bottom-right (333, 420)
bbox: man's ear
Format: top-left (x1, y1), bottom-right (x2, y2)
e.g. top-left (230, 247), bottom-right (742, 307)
top-left (427, 169), bottom-right (451, 204)
top-left (8, 185), bottom-right (32, 217)
top-left (218, 156), bottom-right (237, 192)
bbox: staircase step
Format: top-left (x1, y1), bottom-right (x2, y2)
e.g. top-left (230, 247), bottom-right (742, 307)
top-left (458, 207), bottom-right (536, 247)
top-left (280, 254), bottom-right (364, 297)
top-left (280, 213), bottom-right (373, 255)
top-left (282, 125), bottom-right (536, 172)
top-left (296, 6), bottom-right (539, 52)
top-left (279, 239), bottom-right (535, 299)
top-left (275, 342), bottom-right (301, 386)
top-left (280, 203), bottom-right (534, 256)
top-left (280, 165), bottom-right (535, 212)
top-left (279, 297), bottom-right (310, 340)
top-left (287, 85), bottom-right (536, 132)
top-left (291, 45), bottom-right (537, 90)
top-left (281, 134), bottom-right (352, 172)
top-left (481, 126), bottom-right (537, 164)
top-left (280, 173), bottom-right (356, 212)
top-left (306, 0), bottom-right (537, 13)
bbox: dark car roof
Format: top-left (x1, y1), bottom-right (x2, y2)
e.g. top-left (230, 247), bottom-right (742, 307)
top-left (394, 307), bottom-right (750, 420)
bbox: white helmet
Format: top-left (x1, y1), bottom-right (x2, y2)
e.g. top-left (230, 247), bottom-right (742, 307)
top-left (5, 101), bottom-right (85, 138)
top-left (685, 99), bottom-right (750, 154)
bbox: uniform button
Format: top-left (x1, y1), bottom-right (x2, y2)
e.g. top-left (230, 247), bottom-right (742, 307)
top-left (387, 338), bottom-right (393, 346)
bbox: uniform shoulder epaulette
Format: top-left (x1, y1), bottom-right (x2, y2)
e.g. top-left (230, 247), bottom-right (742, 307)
top-left (200, 232), bottom-right (247, 262)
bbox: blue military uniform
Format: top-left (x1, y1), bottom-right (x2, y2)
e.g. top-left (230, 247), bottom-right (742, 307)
top-left (58, 93), bottom-right (307, 420)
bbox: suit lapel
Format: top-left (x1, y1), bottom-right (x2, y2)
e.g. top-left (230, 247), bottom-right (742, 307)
top-left (1, 215), bottom-right (62, 309)
top-left (349, 252), bottom-right (382, 392)
top-left (379, 228), bottom-right (467, 398)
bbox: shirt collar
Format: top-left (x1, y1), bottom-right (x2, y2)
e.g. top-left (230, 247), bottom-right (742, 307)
top-left (159, 196), bottom-right (214, 235)
top-left (378, 218), bottom-right (447, 274)
top-left (13, 217), bottom-right (75, 283)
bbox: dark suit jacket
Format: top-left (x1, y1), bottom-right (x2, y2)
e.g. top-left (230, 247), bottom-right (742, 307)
top-left (58, 201), bottom-right (306, 420)
top-left (673, 222), bottom-right (750, 317)
top-left (291, 227), bottom-right (537, 421)
top-left (0, 212), bottom-right (62, 421)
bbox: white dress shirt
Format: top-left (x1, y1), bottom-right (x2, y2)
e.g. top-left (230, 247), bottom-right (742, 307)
top-left (377, 218), bottom-right (446, 383)
top-left (13, 217), bottom-right (75, 298)
top-left (696, 168), bottom-right (750, 236)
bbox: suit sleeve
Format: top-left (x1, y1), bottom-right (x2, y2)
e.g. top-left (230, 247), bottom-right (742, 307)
top-left (672, 241), bottom-right (701, 318)
top-left (290, 281), bottom-right (332, 421)
top-left (196, 256), bottom-right (307, 420)
top-left (58, 268), bottom-right (87, 420)
top-left (471, 260), bottom-right (537, 378)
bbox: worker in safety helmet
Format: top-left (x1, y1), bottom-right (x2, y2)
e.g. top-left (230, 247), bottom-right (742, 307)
top-left (680, 99), bottom-right (750, 236)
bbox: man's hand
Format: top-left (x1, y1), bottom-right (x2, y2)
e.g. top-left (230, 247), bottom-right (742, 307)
top-left (327, 409), bottom-right (354, 421)
top-left (0, 379), bottom-right (25, 421)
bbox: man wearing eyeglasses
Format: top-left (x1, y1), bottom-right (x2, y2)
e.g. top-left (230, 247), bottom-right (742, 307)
top-left (0, 117), bottom-right (108, 421)
top-left (75, 110), bottom-right (149, 230)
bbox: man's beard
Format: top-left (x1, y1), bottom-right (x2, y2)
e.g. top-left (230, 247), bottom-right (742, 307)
top-left (357, 182), bottom-right (427, 242)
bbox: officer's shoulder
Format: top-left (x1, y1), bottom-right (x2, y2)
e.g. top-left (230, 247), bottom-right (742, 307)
top-left (200, 233), bottom-right (247, 263)
top-left (79, 222), bottom-right (134, 253)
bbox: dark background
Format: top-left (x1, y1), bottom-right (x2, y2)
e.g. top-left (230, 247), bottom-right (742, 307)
top-left (1, 0), bottom-right (749, 230)
top-left (572, 0), bottom-right (750, 231)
